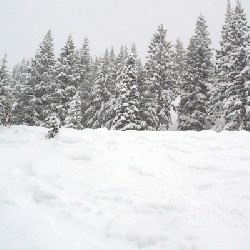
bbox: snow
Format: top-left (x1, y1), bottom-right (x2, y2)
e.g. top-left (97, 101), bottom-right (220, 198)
top-left (1, 126), bottom-right (250, 250)
top-left (169, 96), bottom-right (180, 131)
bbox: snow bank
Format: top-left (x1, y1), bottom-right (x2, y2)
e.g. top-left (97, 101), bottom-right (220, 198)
top-left (0, 126), bottom-right (250, 250)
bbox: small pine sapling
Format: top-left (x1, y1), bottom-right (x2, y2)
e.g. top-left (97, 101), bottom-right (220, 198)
top-left (46, 113), bottom-right (61, 138)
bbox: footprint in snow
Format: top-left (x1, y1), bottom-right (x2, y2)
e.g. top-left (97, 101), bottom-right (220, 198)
top-left (33, 189), bottom-right (57, 203)
top-left (195, 183), bottom-right (213, 191)
top-left (70, 155), bottom-right (92, 161)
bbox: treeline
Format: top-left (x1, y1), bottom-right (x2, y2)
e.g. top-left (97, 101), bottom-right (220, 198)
top-left (0, 0), bottom-right (249, 131)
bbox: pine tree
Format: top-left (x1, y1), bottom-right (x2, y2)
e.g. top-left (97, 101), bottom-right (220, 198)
top-left (124, 46), bottom-right (129, 62)
top-left (116, 46), bottom-right (128, 70)
top-left (46, 113), bottom-right (61, 138)
top-left (76, 37), bottom-right (91, 127)
top-left (0, 55), bottom-right (12, 126)
top-left (112, 54), bottom-right (143, 131)
top-left (32, 30), bottom-right (57, 125)
top-left (211, 0), bottom-right (234, 130)
top-left (85, 50), bottom-right (111, 128)
top-left (103, 47), bottom-right (118, 129)
top-left (65, 91), bottom-right (83, 129)
top-left (217, 0), bottom-right (233, 74)
top-left (178, 15), bottom-right (213, 131)
top-left (131, 43), bottom-right (143, 70)
top-left (131, 43), bottom-right (137, 59)
top-left (11, 59), bottom-right (37, 125)
top-left (0, 55), bottom-right (9, 86)
top-left (55, 34), bottom-right (78, 124)
top-left (107, 47), bottom-right (117, 95)
top-left (241, 48), bottom-right (250, 131)
top-left (115, 46), bottom-right (130, 95)
top-left (173, 38), bottom-right (185, 95)
top-left (130, 43), bottom-right (147, 130)
top-left (222, 1), bottom-right (250, 130)
top-left (145, 24), bottom-right (175, 130)
top-left (103, 46), bottom-right (130, 129)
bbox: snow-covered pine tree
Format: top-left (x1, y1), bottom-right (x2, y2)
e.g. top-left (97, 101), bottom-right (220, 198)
top-left (32, 30), bottom-right (57, 125)
top-left (137, 67), bottom-right (149, 130)
top-left (112, 54), bottom-right (143, 131)
top-left (103, 45), bottom-right (131, 129)
top-left (216, 0), bottom-right (233, 80)
top-left (241, 47), bottom-right (250, 131)
top-left (131, 43), bottom-right (138, 61)
top-left (222, 1), bottom-right (250, 131)
top-left (76, 37), bottom-right (91, 128)
top-left (124, 46), bottom-right (129, 61)
top-left (11, 59), bottom-right (38, 125)
top-left (65, 91), bottom-right (83, 130)
top-left (114, 46), bottom-right (126, 100)
top-left (85, 49), bottom-right (111, 128)
top-left (103, 47), bottom-right (118, 129)
top-left (55, 34), bottom-right (78, 125)
top-left (0, 55), bottom-right (12, 126)
top-left (89, 56), bottom-right (101, 91)
top-left (178, 15), bottom-right (213, 131)
top-left (130, 43), bottom-right (147, 130)
top-left (107, 47), bottom-right (117, 95)
top-left (0, 55), bottom-right (9, 88)
top-left (45, 113), bottom-right (61, 138)
top-left (145, 24), bottom-right (175, 130)
top-left (210, 0), bottom-right (234, 130)
top-left (102, 49), bottom-right (111, 92)
top-left (131, 43), bottom-right (143, 70)
top-left (173, 38), bottom-right (185, 96)
top-left (116, 46), bottom-right (128, 71)
top-left (105, 45), bottom-right (145, 130)
top-left (114, 46), bottom-right (130, 95)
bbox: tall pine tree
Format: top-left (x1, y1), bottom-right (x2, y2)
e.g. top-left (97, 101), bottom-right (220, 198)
top-left (76, 37), bottom-right (91, 127)
top-left (32, 30), bottom-right (57, 125)
top-left (112, 54), bottom-right (143, 130)
top-left (145, 24), bottom-right (175, 130)
top-left (211, 0), bottom-right (234, 130)
top-left (11, 59), bottom-right (37, 125)
top-left (173, 38), bottom-right (185, 96)
top-left (55, 34), bottom-right (78, 125)
top-left (0, 55), bottom-right (11, 125)
top-left (222, 1), bottom-right (250, 130)
top-left (85, 49), bottom-right (111, 128)
top-left (178, 15), bottom-right (213, 131)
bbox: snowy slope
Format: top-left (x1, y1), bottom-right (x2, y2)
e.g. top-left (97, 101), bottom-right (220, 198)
top-left (0, 126), bottom-right (250, 250)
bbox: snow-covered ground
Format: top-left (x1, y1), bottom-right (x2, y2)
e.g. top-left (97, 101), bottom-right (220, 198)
top-left (1, 126), bottom-right (250, 250)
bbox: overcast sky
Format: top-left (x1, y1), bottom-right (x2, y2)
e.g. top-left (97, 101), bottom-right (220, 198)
top-left (0, 0), bottom-right (250, 67)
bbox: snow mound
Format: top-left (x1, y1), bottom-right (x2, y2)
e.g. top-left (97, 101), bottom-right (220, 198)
top-left (0, 126), bottom-right (250, 250)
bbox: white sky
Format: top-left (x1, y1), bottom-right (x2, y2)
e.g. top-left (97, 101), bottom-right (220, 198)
top-left (0, 0), bottom-right (250, 67)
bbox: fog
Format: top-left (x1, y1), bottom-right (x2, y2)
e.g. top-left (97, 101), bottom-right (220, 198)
top-left (0, 0), bottom-right (249, 67)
